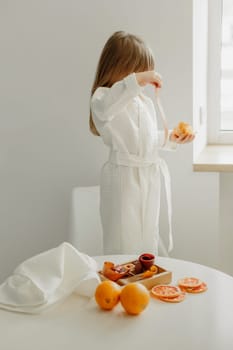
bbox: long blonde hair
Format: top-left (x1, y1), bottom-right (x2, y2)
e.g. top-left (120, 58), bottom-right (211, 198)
top-left (90, 31), bottom-right (155, 136)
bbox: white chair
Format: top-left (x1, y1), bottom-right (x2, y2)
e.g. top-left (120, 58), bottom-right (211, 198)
top-left (68, 186), bottom-right (168, 257)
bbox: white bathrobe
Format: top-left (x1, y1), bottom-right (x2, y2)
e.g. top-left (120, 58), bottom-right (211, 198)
top-left (91, 73), bottom-right (176, 255)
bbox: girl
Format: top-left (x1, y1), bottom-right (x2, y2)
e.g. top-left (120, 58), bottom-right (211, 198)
top-left (90, 31), bottom-right (194, 255)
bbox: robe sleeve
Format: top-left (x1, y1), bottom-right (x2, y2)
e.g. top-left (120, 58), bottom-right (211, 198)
top-left (158, 130), bottom-right (178, 151)
top-left (90, 73), bottom-right (143, 122)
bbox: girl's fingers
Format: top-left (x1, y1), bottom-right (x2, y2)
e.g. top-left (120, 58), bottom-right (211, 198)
top-left (178, 134), bottom-right (195, 144)
top-left (154, 82), bottom-right (162, 88)
top-left (174, 134), bottom-right (188, 143)
top-left (187, 135), bottom-right (193, 143)
top-left (186, 134), bottom-right (195, 143)
top-left (179, 134), bottom-right (189, 143)
top-left (153, 79), bottom-right (162, 88)
top-left (153, 72), bottom-right (162, 87)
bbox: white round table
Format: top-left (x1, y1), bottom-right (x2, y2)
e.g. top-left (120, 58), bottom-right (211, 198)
top-left (0, 255), bottom-right (233, 350)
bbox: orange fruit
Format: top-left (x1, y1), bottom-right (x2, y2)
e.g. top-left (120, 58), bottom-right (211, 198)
top-left (120, 283), bottom-right (150, 315)
top-left (95, 281), bottom-right (121, 311)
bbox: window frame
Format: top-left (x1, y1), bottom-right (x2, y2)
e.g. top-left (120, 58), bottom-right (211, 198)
top-left (208, 0), bottom-right (233, 144)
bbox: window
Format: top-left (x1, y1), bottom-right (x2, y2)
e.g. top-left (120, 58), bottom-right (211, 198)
top-left (208, 0), bottom-right (233, 143)
top-left (221, 0), bottom-right (233, 130)
top-left (193, 0), bottom-right (233, 172)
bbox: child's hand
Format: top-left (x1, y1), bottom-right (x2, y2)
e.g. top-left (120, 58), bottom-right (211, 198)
top-left (170, 121), bottom-right (195, 144)
top-left (135, 71), bottom-right (162, 88)
top-left (169, 131), bottom-right (195, 144)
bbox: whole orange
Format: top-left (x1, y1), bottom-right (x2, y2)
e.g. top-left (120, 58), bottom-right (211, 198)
top-left (120, 283), bottom-right (150, 315)
top-left (95, 280), bottom-right (121, 310)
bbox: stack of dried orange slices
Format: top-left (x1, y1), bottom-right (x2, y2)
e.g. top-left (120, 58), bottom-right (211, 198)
top-left (151, 277), bottom-right (208, 303)
top-left (178, 277), bottom-right (208, 294)
top-left (151, 285), bottom-right (186, 303)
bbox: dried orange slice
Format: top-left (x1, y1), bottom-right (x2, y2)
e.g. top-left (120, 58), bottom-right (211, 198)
top-left (178, 277), bottom-right (202, 289)
top-left (174, 122), bottom-right (193, 136)
top-left (159, 292), bottom-right (186, 303)
top-left (180, 282), bottom-right (207, 294)
top-left (151, 285), bottom-right (181, 299)
top-left (142, 265), bottom-right (158, 278)
top-left (123, 263), bottom-right (135, 271)
top-left (150, 265), bottom-right (158, 273)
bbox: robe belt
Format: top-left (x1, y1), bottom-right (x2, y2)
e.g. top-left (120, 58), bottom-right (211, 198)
top-left (109, 150), bottom-right (173, 253)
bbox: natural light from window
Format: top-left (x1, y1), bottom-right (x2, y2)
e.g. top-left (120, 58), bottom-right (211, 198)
top-left (221, 0), bottom-right (233, 130)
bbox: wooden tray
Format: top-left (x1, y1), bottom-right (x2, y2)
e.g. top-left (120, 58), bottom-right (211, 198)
top-left (99, 261), bottom-right (172, 290)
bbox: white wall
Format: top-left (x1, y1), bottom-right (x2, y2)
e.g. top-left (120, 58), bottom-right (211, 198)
top-left (0, 0), bottom-right (222, 281)
top-left (220, 174), bottom-right (233, 276)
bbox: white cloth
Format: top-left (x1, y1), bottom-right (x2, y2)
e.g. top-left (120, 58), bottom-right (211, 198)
top-left (0, 242), bottom-right (100, 313)
top-left (91, 73), bottom-right (176, 255)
